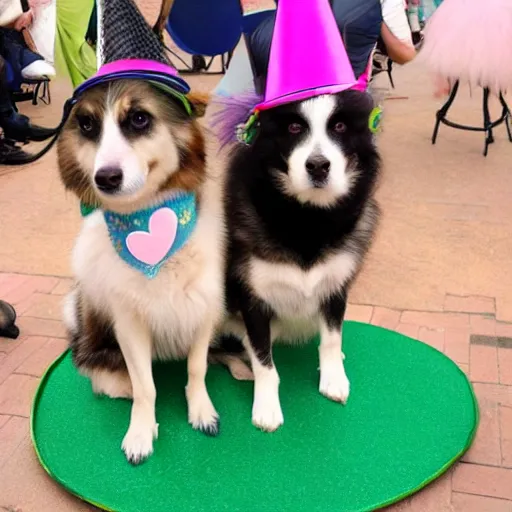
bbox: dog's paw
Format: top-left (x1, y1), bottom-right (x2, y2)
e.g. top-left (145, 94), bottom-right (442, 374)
top-left (121, 420), bottom-right (158, 465)
top-left (187, 390), bottom-right (220, 437)
top-left (319, 364), bottom-right (350, 404)
top-left (252, 398), bottom-right (284, 432)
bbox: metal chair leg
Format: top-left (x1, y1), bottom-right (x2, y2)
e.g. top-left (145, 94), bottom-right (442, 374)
top-left (505, 114), bottom-right (512, 143)
top-left (226, 50), bottom-right (234, 68)
top-left (32, 82), bottom-right (41, 106)
top-left (203, 56), bottom-right (216, 72)
top-left (483, 88), bottom-right (494, 156)
top-left (499, 93), bottom-right (512, 142)
top-left (387, 59), bottom-right (395, 89)
top-left (432, 80), bottom-right (459, 144)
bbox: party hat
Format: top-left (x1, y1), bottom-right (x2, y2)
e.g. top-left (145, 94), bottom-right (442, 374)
top-left (98, 0), bottom-right (169, 65)
top-left (74, 0), bottom-right (191, 114)
top-left (213, 0), bottom-right (379, 147)
top-left (255, 0), bottom-right (359, 112)
top-left (16, 0), bottom-right (197, 166)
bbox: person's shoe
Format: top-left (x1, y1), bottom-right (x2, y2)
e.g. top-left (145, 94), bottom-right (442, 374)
top-left (26, 122), bottom-right (57, 142)
top-left (0, 110), bottom-right (56, 143)
top-left (0, 139), bottom-right (32, 165)
top-left (0, 300), bottom-right (20, 339)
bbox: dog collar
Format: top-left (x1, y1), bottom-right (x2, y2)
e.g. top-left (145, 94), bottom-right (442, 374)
top-left (81, 193), bottom-right (197, 279)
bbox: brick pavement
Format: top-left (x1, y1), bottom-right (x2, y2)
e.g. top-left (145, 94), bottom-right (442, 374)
top-left (2, 0), bottom-right (510, 509)
top-left (0, 273), bottom-right (511, 511)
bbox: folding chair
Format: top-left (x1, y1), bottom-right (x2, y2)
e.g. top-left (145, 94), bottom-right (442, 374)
top-left (6, 59), bottom-right (51, 106)
top-left (371, 36), bottom-right (395, 89)
top-left (166, 0), bottom-right (243, 74)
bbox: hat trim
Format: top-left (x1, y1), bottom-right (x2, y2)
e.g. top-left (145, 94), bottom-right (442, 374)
top-left (73, 66), bottom-right (193, 116)
top-left (96, 59), bottom-right (179, 79)
top-left (255, 81), bottom-right (360, 111)
top-left (76, 70), bottom-right (189, 95)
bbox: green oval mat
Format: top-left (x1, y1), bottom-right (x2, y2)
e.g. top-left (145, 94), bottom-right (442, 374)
top-left (31, 322), bottom-right (477, 512)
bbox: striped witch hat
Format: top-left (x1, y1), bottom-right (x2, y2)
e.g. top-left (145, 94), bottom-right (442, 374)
top-left (97, 0), bottom-right (169, 65)
top-left (9, 0), bottom-right (199, 166)
top-left (74, 0), bottom-right (192, 114)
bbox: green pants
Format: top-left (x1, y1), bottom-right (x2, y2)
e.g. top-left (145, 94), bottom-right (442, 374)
top-left (54, 0), bottom-right (96, 88)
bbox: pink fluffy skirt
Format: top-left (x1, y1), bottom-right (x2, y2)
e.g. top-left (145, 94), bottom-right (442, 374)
top-left (421, 0), bottom-right (512, 93)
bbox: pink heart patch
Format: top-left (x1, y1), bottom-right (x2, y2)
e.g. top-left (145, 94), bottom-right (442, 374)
top-left (126, 208), bottom-right (177, 265)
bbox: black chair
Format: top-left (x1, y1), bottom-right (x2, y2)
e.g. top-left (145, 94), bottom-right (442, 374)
top-left (372, 51), bottom-right (395, 89)
top-left (7, 61), bottom-right (51, 106)
top-left (166, 0), bottom-right (243, 74)
top-left (432, 81), bottom-right (512, 157)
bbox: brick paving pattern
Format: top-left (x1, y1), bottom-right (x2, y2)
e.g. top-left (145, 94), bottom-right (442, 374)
top-left (1, 0), bottom-right (511, 509)
top-left (1, 273), bottom-right (511, 511)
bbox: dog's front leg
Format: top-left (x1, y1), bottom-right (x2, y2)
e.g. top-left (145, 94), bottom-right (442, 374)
top-left (111, 304), bottom-right (157, 464)
top-left (319, 290), bottom-right (350, 403)
top-left (241, 299), bottom-right (283, 432)
top-left (186, 317), bottom-right (219, 436)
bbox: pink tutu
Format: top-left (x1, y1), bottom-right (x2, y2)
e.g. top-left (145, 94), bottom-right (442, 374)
top-left (421, 0), bottom-right (512, 93)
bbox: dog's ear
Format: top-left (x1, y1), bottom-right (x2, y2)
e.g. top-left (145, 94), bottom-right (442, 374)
top-left (188, 91), bottom-right (209, 118)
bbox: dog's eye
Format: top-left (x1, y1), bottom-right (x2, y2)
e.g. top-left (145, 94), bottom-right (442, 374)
top-left (288, 123), bottom-right (303, 135)
top-left (129, 111), bottom-right (151, 131)
top-left (77, 115), bottom-right (96, 136)
top-left (333, 121), bottom-right (346, 133)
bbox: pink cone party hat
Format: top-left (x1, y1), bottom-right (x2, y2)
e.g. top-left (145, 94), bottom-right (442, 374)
top-left (212, 0), bottom-right (374, 147)
top-left (255, 0), bottom-right (359, 112)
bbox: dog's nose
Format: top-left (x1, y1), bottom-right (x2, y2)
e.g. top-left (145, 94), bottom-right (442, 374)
top-left (94, 167), bottom-right (123, 193)
top-left (306, 155), bottom-right (330, 183)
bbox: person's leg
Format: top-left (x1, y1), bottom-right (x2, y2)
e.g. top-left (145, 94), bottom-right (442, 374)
top-left (0, 55), bottom-right (31, 164)
top-left (0, 55), bottom-right (14, 115)
top-left (0, 54), bottom-right (55, 143)
top-left (0, 55), bottom-right (50, 163)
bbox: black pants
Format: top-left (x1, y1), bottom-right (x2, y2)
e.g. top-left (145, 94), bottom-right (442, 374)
top-left (1, 0), bottom-right (30, 123)
top-left (0, 51), bottom-right (14, 115)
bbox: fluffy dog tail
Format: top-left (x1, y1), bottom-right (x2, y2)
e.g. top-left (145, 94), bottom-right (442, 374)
top-left (209, 335), bottom-right (254, 381)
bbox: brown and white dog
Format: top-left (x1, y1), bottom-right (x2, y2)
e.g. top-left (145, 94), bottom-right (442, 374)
top-left (57, 80), bottom-right (224, 464)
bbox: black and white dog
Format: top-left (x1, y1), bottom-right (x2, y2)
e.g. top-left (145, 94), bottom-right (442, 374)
top-left (221, 90), bottom-right (380, 432)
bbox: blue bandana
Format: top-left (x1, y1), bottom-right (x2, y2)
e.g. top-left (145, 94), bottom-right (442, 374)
top-left (82, 193), bottom-right (197, 279)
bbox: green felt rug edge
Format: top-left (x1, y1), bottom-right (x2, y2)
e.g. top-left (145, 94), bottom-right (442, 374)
top-left (375, 371), bottom-right (479, 510)
top-left (358, 324), bottom-right (481, 510)
top-left (30, 323), bottom-right (480, 512)
top-left (30, 349), bottom-right (116, 512)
